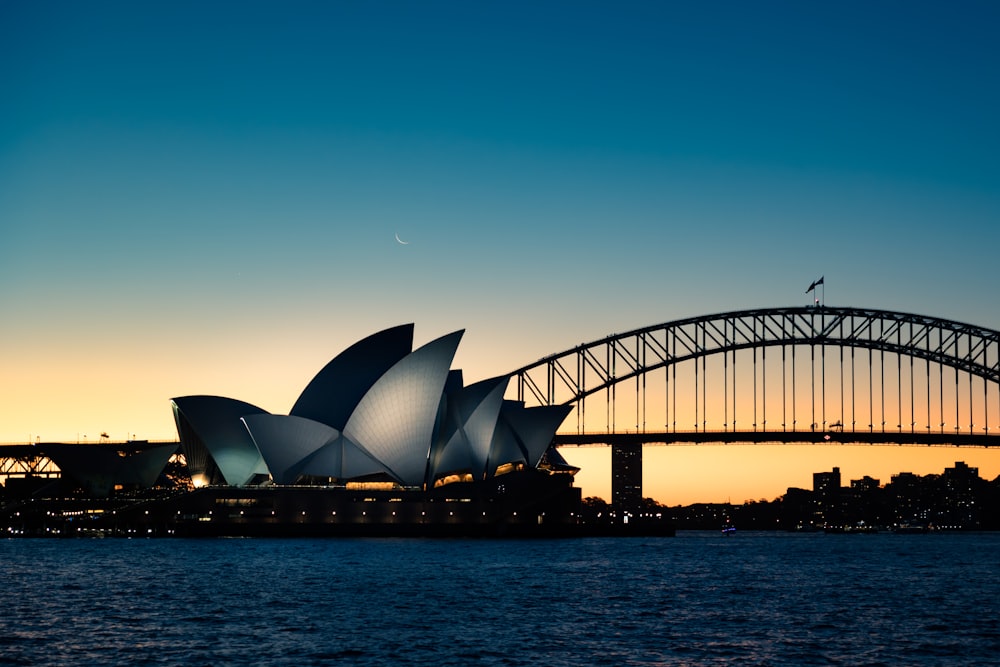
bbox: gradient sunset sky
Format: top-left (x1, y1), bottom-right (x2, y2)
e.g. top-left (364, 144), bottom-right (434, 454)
top-left (2, 1), bottom-right (998, 504)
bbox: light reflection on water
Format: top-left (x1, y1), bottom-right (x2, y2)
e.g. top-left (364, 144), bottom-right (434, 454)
top-left (2, 533), bottom-right (999, 666)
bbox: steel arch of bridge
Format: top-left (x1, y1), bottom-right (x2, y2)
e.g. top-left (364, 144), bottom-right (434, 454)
top-left (511, 306), bottom-right (1000, 442)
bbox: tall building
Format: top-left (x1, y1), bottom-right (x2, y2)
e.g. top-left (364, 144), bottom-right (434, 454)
top-left (813, 466), bottom-right (842, 525)
top-left (941, 461), bottom-right (981, 528)
top-left (813, 466), bottom-right (841, 497)
top-left (611, 441), bottom-right (642, 511)
top-left (887, 471), bottom-right (925, 525)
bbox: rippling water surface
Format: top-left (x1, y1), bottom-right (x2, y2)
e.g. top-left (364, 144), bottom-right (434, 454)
top-left (2, 532), bottom-right (999, 666)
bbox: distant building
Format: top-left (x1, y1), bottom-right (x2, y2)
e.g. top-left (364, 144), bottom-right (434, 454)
top-left (813, 467), bottom-right (841, 496)
top-left (611, 441), bottom-right (642, 511)
top-left (813, 467), bottom-right (843, 526)
top-left (944, 461), bottom-right (978, 483)
top-left (782, 487), bottom-right (816, 528)
top-left (849, 475), bottom-right (884, 527)
top-left (887, 471), bottom-right (928, 525)
top-left (850, 475), bottom-right (880, 492)
top-left (941, 461), bottom-right (981, 528)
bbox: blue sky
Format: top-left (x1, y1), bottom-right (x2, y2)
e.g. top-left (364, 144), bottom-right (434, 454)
top-left (2, 1), bottom-right (998, 501)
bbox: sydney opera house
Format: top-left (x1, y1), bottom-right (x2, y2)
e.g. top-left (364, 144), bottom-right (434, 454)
top-left (2, 325), bottom-right (589, 537)
top-left (164, 324), bottom-right (581, 536)
top-left (173, 324), bottom-right (571, 491)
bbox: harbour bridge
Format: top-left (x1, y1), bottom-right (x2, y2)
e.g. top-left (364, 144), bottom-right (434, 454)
top-left (511, 306), bottom-right (1000, 505)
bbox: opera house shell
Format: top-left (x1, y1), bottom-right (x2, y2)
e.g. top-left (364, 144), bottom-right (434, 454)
top-left (171, 324), bottom-right (572, 490)
top-left (163, 325), bottom-right (581, 535)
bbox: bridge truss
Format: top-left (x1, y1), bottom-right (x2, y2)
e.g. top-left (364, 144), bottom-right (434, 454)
top-left (512, 306), bottom-right (1000, 445)
top-left (0, 445), bottom-right (60, 489)
top-left (0, 442), bottom-right (179, 487)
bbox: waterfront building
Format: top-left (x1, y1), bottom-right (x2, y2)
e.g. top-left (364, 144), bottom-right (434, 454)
top-left (171, 324), bottom-right (574, 492)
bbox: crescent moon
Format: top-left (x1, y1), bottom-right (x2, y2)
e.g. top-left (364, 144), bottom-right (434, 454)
top-left (395, 233), bottom-right (409, 245)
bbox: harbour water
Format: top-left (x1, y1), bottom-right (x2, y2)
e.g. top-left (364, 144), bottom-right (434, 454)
top-left (2, 532), bottom-right (999, 666)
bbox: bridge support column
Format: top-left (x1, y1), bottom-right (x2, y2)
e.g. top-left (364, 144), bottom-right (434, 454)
top-left (611, 441), bottom-right (642, 512)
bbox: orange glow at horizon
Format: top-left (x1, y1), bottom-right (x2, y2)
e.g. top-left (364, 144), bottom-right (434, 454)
top-left (560, 443), bottom-right (1000, 507)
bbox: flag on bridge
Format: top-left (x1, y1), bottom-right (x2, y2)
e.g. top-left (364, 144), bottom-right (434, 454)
top-left (805, 276), bottom-right (824, 293)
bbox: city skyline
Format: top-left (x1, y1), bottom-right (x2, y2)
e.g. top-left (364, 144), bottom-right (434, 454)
top-left (3, 2), bottom-right (999, 504)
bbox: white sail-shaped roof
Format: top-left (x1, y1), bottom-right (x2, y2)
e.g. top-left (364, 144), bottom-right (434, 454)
top-left (242, 414), bottom-right (390, 484)
top-left (290, 324), bottom-right (414, 430)
top-left (431, 376), bottom-right (508, 480)
top-left (325, 434), bottom-right (391, 480)
top-left (461, 377), bottom-right (509, 477)
top-left (486, 401), bottom-right (570, 476)
top-left (171, 396), bottom-right (269, 486)
top-left (433, 432), bottom-right (474, 479)
top-left (487, 412), bottom-right (528, 475)
top-left (343, 330), bottom-right (463, 486)
top-left (503, 404), bottom-right (573, 468)
top-left (428, 372), bottom-right (472, 477)
top-left (242, 414), bottom-right (340, 485)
